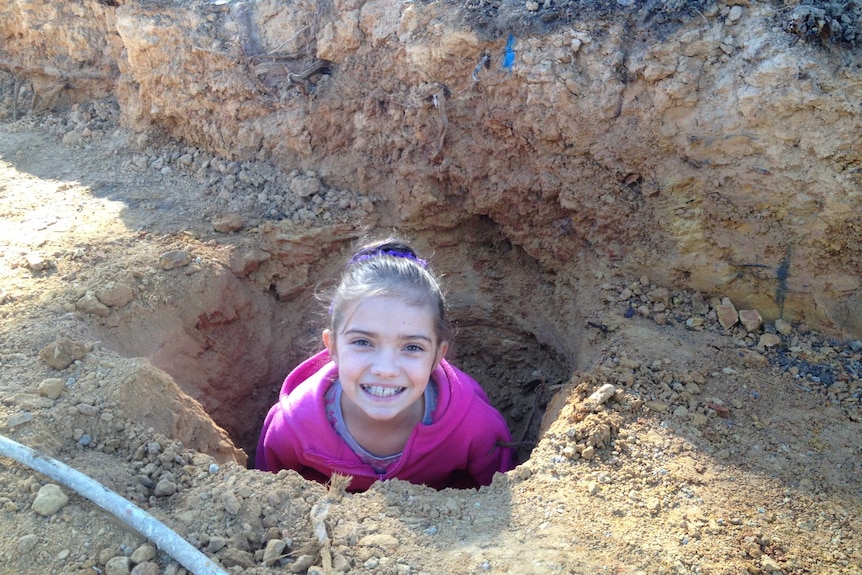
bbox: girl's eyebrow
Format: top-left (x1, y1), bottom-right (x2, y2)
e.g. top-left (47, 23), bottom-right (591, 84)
top-left (403, 334), bottom-right (433, 344)
top-left (343, 328), bottom-right (433, 344)
top-left (342, 328), bottom-right (375, 337)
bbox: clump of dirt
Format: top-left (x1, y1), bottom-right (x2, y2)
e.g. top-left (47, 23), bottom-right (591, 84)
top-left (461, 0), bottom-right (716, 39)
top-left (463, 0), bottom-right (862, 49)
top-left (778, 0), bottom-right (862, 47)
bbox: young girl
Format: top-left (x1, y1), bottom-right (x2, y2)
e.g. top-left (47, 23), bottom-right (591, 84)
top-left (255, 239), bottom-right (514, 490)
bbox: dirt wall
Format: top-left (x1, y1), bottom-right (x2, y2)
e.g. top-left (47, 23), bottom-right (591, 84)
top-left (2, 0), bottom-right (861, 338)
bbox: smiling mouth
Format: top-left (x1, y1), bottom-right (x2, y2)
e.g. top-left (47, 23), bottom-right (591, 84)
top-left (361, 385), bottom-right (406, 398)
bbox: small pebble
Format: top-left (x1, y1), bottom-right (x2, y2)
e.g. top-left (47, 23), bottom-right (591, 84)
top-left (131, 562), bottom-right (160, 575)
top-left (727, 5), bottom-right (743, 22)
top-left (759, 333), bottom-right (781, 348)
top-left (221, 491), bottom-right (242, 515)
top-left (25, 253), bottom-right (48, 272)
top-left (263, 539), bottom-right (287, 566)
top-left (130, 543), bottom-right (156, 564)
top-left (8, 412), bottom-right (33, 427)
top-left (208, 537), bottom-right (228, 553)
top-left (158, 250), bottom-right (192, 270)
top-left (154, 479), bottom-right (177, 497)
top-left (774, 319), bottom-right (793, 335)
top-left (31, 484), bottom-right (69, 516)
top-left (212, 213), bottom-right (244, 233)
top-left (17, 534), bottom-right (38, 554)
top-left (38, 378), bottom-right (65, 399)
top-left (290, 555), bottom-right (316, 574)
top-left (105, 556), bottom-right (132, 575)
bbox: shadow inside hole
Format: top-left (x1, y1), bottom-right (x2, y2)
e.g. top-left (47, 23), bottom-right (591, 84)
top-left (450, 322), bottom-right (572, 464)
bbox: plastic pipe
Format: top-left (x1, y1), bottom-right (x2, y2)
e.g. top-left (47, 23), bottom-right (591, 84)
top-left (0, 433), bottom-right (228, 575)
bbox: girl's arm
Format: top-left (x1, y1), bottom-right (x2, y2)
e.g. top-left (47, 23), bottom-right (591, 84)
top-left (465, 409), bottom-right (515, 486)
top-left (255, 403), bottom-right (302, 472)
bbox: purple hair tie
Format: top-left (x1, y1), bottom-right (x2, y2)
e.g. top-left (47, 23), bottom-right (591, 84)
top-left (349, 249), bottom-right (427, 268)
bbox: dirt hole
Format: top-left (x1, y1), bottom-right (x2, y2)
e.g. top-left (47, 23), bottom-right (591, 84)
top-left (103, 222), bottom-right (583, 471)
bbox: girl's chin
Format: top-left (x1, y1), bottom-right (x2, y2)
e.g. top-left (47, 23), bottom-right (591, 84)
top-left (358, 405), bottom-right (407, 420)
top-left (355, 399), bottom-right (417, 421)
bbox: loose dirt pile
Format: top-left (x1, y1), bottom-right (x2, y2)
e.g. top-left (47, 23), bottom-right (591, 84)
top-left (0, 111), bottom-right (860, 575)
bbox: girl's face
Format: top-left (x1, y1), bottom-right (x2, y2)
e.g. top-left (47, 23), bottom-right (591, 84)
top-left (323, 295), bottom-right (448, 424)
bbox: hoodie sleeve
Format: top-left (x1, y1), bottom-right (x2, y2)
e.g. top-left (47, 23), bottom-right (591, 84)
top-left (255, 401), bottom-right (302, 472)
top-left (256, 350), bottom-right (335, 473)
top-left (435, 361), bottom-right (515, 488)
top-left (465, 405), bottom-right (515, 486)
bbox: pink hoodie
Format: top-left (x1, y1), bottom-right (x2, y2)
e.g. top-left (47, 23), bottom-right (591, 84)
top-left (256, 350), bottom-right (514, 491)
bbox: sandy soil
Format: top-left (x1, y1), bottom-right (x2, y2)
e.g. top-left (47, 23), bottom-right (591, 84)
top-left (0, 110), bottom-right (861, 575)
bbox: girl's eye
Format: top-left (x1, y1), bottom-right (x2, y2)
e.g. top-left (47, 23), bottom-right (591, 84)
top-left (404, 344), bottom-right (425, 353)
top-left (350, 338), bottom-right (371, 347)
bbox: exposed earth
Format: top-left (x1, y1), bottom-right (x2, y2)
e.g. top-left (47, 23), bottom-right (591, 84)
top-left (0, 111), bottom-right (860, 575)
top-left (1, 0), bottom-right (862, 574)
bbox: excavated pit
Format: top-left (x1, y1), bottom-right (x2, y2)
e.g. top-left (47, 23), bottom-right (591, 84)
top-left (100, 220), bottom-right (585, 470)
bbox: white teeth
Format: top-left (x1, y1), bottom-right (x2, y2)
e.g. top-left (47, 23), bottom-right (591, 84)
top-left (362, 385), bottom-right (405, 397)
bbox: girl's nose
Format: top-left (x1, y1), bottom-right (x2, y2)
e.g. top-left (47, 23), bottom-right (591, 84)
top-left (370, 350), bottom-right (399, 377)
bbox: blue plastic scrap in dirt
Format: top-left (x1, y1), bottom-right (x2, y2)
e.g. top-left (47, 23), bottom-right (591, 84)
top-left (503, 34), bottom-right (516, 71)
